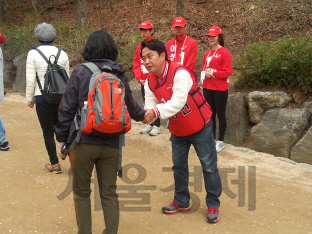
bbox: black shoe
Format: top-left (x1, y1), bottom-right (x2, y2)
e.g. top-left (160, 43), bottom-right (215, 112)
top-left (0, 142), bottom-right (9, 151)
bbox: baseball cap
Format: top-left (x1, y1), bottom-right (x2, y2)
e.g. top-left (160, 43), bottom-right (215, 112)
top-left (140, 21), bottom-right (153, 29)
top-left (206, 25), bottom-right (222, 36)
top-left (172, 17), bottom-right (186, 27)
top-left (34, 22), bottom-right (57, 42)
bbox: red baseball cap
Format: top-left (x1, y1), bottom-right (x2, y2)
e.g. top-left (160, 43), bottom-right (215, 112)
top-left (206, 25), bottom-right (222, 36)
top-left (172, 17), bottom-right (186, 27)
top-left (140, 21), bottom-right (153, 29)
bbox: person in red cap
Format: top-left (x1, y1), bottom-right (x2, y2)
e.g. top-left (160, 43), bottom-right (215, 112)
top-left (133, 21), bottom-right (161, 136)
top-left (165, 17), bottom-right (197, 72)
top-left (201, 25), bottom-right (232, 153)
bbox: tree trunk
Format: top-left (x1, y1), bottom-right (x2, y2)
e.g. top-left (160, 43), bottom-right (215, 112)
top-left (76, 0), bottom-right (88, 29)
top-left (176, 0), bottom-right (185, 17)
top-left (0, 0), bottom-right (4, 23)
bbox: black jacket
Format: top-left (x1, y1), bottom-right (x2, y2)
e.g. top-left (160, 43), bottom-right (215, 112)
top-left (55, 59), bottom-right (145, 148)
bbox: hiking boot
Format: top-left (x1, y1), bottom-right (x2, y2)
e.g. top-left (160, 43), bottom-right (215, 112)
top-left (207, 208), bottom-right (220, 223)
top-left (44, 163), bottom-right (62, 174)
top-left (0, 142), bottom-right (9, 151)
top-left (216, 141), bottom-right (225, 152)
top-left (140, 124), bottom-right (153, 134)
top-left (162, 202), bottom-right (191, 214)
top-left (149, 126), bottom-right (160, 136)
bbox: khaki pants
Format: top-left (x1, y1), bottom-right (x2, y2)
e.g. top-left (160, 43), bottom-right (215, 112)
top-left (69, 144), bottom-right (119, 234)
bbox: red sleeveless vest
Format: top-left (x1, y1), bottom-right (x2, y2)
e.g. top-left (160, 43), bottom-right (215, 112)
top-left (148, 61), bottom-right (212, 136)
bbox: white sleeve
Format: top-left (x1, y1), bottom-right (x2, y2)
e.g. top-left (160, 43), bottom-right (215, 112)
top-left (144, 79), bottom-right (159, 109)
top-left (155, 70), bottom-right (193, 119)
top-left (25, 51), bottom-right (37, 102)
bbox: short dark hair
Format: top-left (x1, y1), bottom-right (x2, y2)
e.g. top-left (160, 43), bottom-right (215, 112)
top-left (82, 31), bottom-right (118, 61)
top-left (140, 39), bottom-right (168, 60)
top-left (38, 40), bottom-right (53, 43)
top-left (218, 34), bottom-right (225, 47)
top-left (139, 28), bottom-right (154, 36)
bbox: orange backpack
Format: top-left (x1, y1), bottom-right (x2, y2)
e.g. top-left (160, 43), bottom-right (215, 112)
top-left (79, 63), bottom-right (131, 137)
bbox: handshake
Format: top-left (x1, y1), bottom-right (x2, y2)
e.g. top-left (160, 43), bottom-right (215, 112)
top-left (142, 109), bottom-right (157, 124)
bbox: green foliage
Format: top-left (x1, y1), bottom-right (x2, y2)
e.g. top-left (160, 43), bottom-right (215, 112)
top-left (115, 31), bottom-right (142, 75)
top-left (1, 22), bottom-right (93, 63)
top-left (234, 37), bottom-right (312, 93)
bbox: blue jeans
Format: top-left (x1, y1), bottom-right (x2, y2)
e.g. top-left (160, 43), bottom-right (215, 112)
top-left (0, 117), bottom-right (7, 143)
top-left (171, 121), bottom-right (222, 208)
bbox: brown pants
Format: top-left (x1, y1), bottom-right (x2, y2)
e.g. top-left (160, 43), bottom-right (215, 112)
top-left (69, 144), bottom-right (119, 234)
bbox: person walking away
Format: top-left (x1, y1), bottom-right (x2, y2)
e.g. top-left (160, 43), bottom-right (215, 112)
top-left (25, 22), bottom-right (69, 173)
top-left (55, 31), bottom-right (146, 234)
top-left (165, 17), bottom-right (197, 72)
top-left (133, 21), bottom-right (161, 136)
top-left (0, 29), bottom-right (9, 151)
top-left (142, 39), bottom-right (222, 223)
top-left (201, 25), bottom-right (232, 152)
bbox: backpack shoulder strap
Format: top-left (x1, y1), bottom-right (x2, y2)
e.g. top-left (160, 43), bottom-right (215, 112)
top-left (81, 62), bottom-right (101, 74)
top-left (35, 48), bottom-right (50, 64)
top-left (81, 63), bottom-right (102, 91)
top-left (54, 49), bottom-right (61, 64)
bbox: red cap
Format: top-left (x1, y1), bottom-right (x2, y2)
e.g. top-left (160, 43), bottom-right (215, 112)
top-left (206, 25), bottom-right (222, 36)
top-left (140, 21), bottom-right (153, 29)
top-left (172, 17), bottom-right (186, 27)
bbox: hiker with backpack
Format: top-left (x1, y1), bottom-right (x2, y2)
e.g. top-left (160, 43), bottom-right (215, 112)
top-left (55, 31), bottom-right (146, 234)
top-left (25, 22), bottom-right (69, 173)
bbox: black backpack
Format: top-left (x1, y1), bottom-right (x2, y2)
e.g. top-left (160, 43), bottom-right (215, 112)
top-left (35, 48), bottom-right (69, 104)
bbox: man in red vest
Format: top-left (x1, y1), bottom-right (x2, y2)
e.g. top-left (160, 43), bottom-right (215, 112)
top-left (133, 21), bottom-right (161, 136)
top-left (165, 17), bottom-right (197, 72)
top-left (141, 39), bottom-right (222, 223)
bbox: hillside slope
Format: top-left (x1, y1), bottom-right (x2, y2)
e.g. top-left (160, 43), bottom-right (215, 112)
top-left (5, 0), bottom-right (312, 55)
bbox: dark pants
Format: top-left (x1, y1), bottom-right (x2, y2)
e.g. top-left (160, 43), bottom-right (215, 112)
top-left (36, 103), bottom-right (59, 165)
top-left (170, 122), bottom-right (222, 208)
top-left (141, 84), bottom-right (160, 127)
top-left (69, 144), bottom-right (119, 234)
top-left (203, 89), bottom-right (228, 141)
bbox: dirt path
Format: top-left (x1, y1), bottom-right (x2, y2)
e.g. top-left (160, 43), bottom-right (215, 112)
top-left (0, 94), bottom-right (311, 234)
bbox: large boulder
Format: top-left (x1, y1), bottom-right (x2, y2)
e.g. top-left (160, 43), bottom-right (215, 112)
top-left (291, 126), bottom-right (312, 164)
top-left (12, 54), bottom-right (27, 94)
top-left (224, 92), bottom-right (248, 146)
top-left (302, 101), bottom-right (312, 114)
top-left (245, 108), bottom-right (310, 158)
top-left (247, 91), bottom-right (292, 124)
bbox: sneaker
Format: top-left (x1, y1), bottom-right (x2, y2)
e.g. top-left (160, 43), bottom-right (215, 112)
top-left (44, 163), bottom-right (62, 174)
top-left (140, 124), bottom-right (153, 134)
top-left (216, 141), bottom-right (225, 152)
top-left (162, 202), bottom-right (191, 214)
top-left (149, 126), bottom-right (160, 136)
top-left (0, 142), bottom-right (9, 151)
top-left (207, 208), bottom-right (220, 223)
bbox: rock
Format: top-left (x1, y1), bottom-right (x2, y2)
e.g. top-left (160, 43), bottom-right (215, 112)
top-left (128, 77), bottom-right (144, 108)
top-left (292, 91), bottom-right (307, 104)
top-left (224, 92), bottom-right (248, 146)
top-left (247, 91), bottom-right (292, 124)
top-left (302, 101), bottom-right (312, 114)
top-left (245, 108), bottom-right (310, 158)
top-left (12, 54), bottom-right (27, 94)
top-left (290, 126), bottom-right (312, 164)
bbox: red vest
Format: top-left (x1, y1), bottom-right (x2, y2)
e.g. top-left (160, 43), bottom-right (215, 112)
top-left (148, 62), bottom-right (212, 136)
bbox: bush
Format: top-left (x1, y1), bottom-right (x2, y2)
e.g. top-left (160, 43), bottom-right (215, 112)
top-left (115, 31), bottom-right (141, 77)
top-left (234, 36), bottom-right (312, 93)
